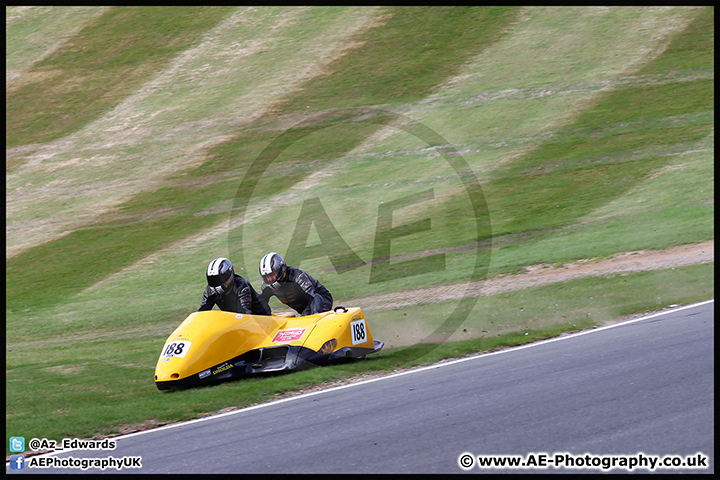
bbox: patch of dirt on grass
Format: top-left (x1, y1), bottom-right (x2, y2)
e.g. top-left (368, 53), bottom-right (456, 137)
top-left (44, 364), bottom-right (87, 375)
top-left (351, 241), bottom-right (714, 312)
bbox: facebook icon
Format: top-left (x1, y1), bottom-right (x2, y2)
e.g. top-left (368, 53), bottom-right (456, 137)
top-left (10, 455), bottom-right (25, 470)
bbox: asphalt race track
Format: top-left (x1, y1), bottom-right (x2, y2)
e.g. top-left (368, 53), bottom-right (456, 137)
top-left (9, 301), bottom-right (714, 474)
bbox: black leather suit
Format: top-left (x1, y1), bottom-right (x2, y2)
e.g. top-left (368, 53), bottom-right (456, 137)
top-left (260, 266), bottom-right (333, 316)
top-left (198, 275), bottom-right (271, 315)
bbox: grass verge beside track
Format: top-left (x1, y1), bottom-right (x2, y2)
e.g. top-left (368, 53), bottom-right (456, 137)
top-left (5, 263), bottom-right (713, 446)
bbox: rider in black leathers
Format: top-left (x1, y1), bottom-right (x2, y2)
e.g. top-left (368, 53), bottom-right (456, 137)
top-left (258, 252), bottom-right (333, 316)
top-left (198, 257), bottom-right (271, 315)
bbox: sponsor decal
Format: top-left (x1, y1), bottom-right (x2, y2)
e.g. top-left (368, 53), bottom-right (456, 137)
top-left (213, 363), bottom-right (233, 375)
top-left (198, 369), bottom-right (211, 379)
top-left (272, 327), bottom-right (307, 343)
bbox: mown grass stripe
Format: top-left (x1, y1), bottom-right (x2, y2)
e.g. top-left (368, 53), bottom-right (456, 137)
top-left (633, 6), bottom-right (713, 75)
top-left (6, 6), bottom-right (236, 150)
top-left (6, 7), bottom-right (523, 312)
top-left (479, 8), bottom-right (713, 239)
top-left (6, 6), bottom-right (111, 84)
top-left (5, 213), bottom-right (224, 312)
top-left (278, 6), bottom-right (521, 111)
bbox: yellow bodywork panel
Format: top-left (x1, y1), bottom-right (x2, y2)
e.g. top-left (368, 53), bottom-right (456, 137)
top-left (155, 307), bottom-right (378, 386)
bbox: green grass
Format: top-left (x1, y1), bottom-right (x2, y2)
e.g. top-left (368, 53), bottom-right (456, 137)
top-left (278, 6), bottom-right (520, 111)
top-left (5, 6), bottom-right (713, 453)
top-left (6, 6), bottom-right (235, 150)
top-left (6, 263), bottom-right (713, 444)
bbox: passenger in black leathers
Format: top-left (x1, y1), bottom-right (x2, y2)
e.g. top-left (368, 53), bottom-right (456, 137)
top-left (198, 257), bottom-right (271, 315)
top-left (258, 252), bottom-right (333, 316)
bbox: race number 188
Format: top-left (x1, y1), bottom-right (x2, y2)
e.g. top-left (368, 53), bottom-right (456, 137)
top-left (162, 341), bottom-right (191, 358)
top-left (350, 319), bottom-right (367, 345)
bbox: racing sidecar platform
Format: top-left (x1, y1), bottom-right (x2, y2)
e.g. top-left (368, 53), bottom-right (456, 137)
top-left (154, 307), bottom-right (383, 390)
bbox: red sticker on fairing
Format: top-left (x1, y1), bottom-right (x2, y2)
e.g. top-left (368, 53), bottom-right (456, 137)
top-left (272, 328), bottom-right (307, 343)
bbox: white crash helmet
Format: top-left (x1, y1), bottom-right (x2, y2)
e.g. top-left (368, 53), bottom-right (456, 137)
top-left (259, 252), bottom-right (287, 290)
top-left (206, 257), bottom-right (234, 296)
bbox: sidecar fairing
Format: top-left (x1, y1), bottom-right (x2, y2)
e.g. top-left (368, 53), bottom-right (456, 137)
top-left (154, 307), bottom-right (383, 390)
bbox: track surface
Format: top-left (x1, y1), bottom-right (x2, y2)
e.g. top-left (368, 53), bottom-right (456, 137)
top-left (9, 301), bottom-right (714, 474)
